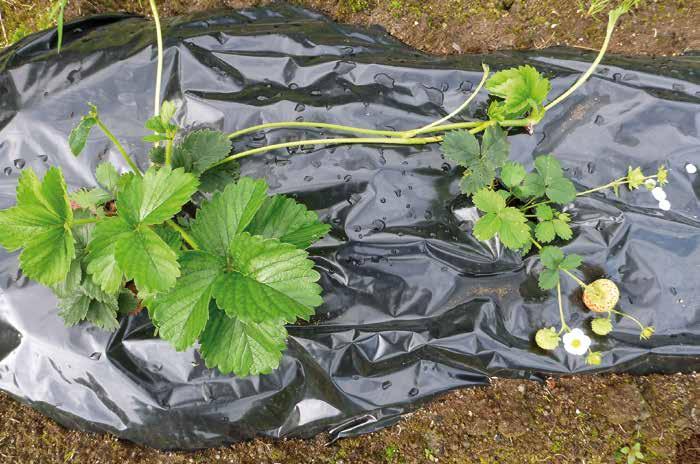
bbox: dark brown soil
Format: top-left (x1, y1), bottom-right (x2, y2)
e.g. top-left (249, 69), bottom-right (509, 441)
top-left (0, 1), bottom-right (699, 463)
top-left (1, 1), bottom-right (699, 55)
top-left (2, 374), bottom-right (698, 463)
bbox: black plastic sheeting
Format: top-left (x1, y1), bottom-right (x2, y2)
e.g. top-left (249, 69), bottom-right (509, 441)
top-left (0, 3), bottom-right (699, 450)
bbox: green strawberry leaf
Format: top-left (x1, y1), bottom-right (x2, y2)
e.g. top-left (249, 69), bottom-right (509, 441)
top-left (198, 160), bottom-right (241, 194)
top-left (199, 308), bottom-right (288, 377)
top-left (539, 246), bottom-right (564, 269)
top-left (441, 126), bottom-right (511, 196)
top-left (500, 161), bottom-right (526, 188)
top-left (247, 195), bottom-right (331, 249)
top-left (117, 166), bottom-right (199, 226)
top-left (190, 177), bottom-right (268, 256)
top-left (538, 268), bottom-right (560, 290)
top-left (69, 188), bottom-right (110, 210)
top-left (535, 204), bottom-right (554, 221)
top-left (95, 162), bottom-right (121, 195)
top-left (559, 253), bottom-right (583, 270)
top-left (472, 189), bottom-right (530, 250)
top-left (115, 226), bottom-right (181, 294)
top-left (535, 221), bottom-right (556, 243)
top-left (86, 217), bottom-right (130, 294)
top-left (552, 218), bottom-right (573, 240)
top-left (172, 130), bottom-right (233, 175)
top-left (486, 65), bottom-right (551, 119)
top-left (149, 251), bottom-right (223, 350)
top-left (69, 116), bottom-right (97, 156)
top-left (212, 233), bottom-right (321, 323)
top-left (0, 168), bottom-right (75, 286)
top-left (546, 177), bottom-right (576, 204)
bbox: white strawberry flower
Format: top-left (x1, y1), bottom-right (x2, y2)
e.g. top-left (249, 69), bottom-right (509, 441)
top-left (658, 199), bottom-right (671, 211)
top-left (562, 328), bottom-right (592, 356)
top-left (651, 187), bottom-right (666, 201)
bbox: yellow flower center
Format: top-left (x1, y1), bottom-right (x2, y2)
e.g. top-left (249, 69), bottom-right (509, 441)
top-left (571, 339), bottom-right (581, 348)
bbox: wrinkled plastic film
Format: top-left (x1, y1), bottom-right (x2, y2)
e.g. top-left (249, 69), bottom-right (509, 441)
top-left (0, 4), bottom-right (698, 450)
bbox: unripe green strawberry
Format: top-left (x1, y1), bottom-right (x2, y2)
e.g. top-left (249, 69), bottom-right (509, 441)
top-left (582, 279), bottom-right (619, 313)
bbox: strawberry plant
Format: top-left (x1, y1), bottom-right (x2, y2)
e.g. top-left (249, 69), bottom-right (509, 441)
top-left (0, 0), bottom-right (660, 375)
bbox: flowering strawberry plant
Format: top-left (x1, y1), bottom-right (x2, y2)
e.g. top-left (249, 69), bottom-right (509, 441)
top-left (0, 0), bottom-right (664, 375)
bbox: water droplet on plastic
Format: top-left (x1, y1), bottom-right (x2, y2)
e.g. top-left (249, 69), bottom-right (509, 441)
top-left (379, 197), bottom-right (386, 204)
top-left (89, 352), bottom-right (101, 361)
top-left (348, 193), bottom-right (361, 205)
top-left (458, 81), bottom-right (473, 93)
top-left (670, 287), bottom-right (678, 296)
top-left (408, 387), bottom-right (419, 396)
top-left (594, 115), bottom-right (605, 126)
top-left (304, 175), bottom-right (313, 182)
top-left (441, 162), bottom-right (451, 172)
top-left (295, 116), bottom-right (304, 122)
top-left (394, 189), bottom-right (402, 198)
top-left (13, 159), bottom-right (25, 169)
top-left (372, 219), bottom-right (386, 232)
top-left (612, 72), bottom-right (622, 81)
top-left (38, 155), bottom-right (48, 163)
top-left (343, 174), bottom-right (352, 183)
top-left (381, 381), bottom-right (392, 390)
top-left (294, 103), bottom-right (306, 112)
top-left (311, 160), bottom-right (321, 168)
top-left (3, 167), bottom-right (11, 176)
top-left (289, 83), bottom-right (299, 90)
top-left (424, 211), bottom-right (433, 220)
top-left (310, 90), bottom-right (322, 96)
top-left (587, 162), bottom-right (595, 174)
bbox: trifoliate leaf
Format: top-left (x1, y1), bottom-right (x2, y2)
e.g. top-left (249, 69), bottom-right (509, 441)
top-left (441, 126), bottom-right (511, 196)
top-left (115, 226), bottom-right (180, 294)
top-left (190, 177), bottom-right (268, 256)
top-left (472, 189), bottom-right (530, 250)
top-left (538, 268), bottom-right (560, 290)
top-left (439, 130), bottom-right (480, 166)
top-left (117, 166), bottom-right (199, 227)
top-left (0, 168), bottom-right (75, 285)
top-left (552, 218), bottom-right (573, 240)
top-left (150, 251), bottom-right (223, 350)
top-left (247, 195), bottom-right (331, 249)
top-left (69, 116), bottom-right (97, 156)
top-left (212, 233), bottom-right (322, 323)
top-left (535, 204), bottom-right (554, 221)
top-left (86, 217), bottom-right (130, 294)
top-left (518, 172), bottom-right (546, 198)
top-left (535, 327), bottom-right (560, 350)
top-left (546, 177), bottom-right (576, 204)
top-left (534, 155), bottom-right (563, 184)
top-left (526, 155), bottom-right (576, 204)
top-left (485, 65), bottom-right (551, 119)
top-left (539, 246), bottom-right (564, 269)
top-left (69, 188), bottom-right (110, 210)
top-left (199, 308), bottom-right (288, 377)
top-left (591, 318), bottom-right (613, 336)
top-left (172, 130), bottom-right (232, 175)
top-left (153, 224), bottom-right (183, 257)
top-left (535, 221), bottom-right (556, 243)
top-left (500, 161), bottom-right (526, 188)
top-left (95, 162), bottom-right (120, 195)
top-left (145, 115), bottom-right (166, 134)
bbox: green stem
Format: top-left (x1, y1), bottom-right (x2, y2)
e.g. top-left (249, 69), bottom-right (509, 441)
top-left (562, 268), bottom-right (587, 289)
top-left (576, 178), bottom-right (627, 196)
top-left (229, 121), bottom-right (409, 140)
top-left (610, 308), bottom-right (645, 330)
top-left (167, 220), bottom-right (199, 251)
top-left (544, 10), bottom-right (619, 112)
top-left (149, 0), bottom-right (164, 116)
top-left (403, 64), bottom-right (490, 138)
top-left (95, 118), bottom-right (143, 176)
top-left (164, 137), bottom-right (174, 167)
top-left (557, 281), bottom-right (570, 334)
top-left (211, 135), bottom-right (442, 168)
top-left (468, 120), bottom-right (496, 135)
top-left (530, 237), bottom-right (543, 250)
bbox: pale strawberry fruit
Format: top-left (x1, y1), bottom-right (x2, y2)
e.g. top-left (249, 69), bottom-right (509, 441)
top-left (583, 279), bottom-right (619, 313)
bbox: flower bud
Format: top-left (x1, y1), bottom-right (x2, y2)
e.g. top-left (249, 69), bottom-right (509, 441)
top-left (586, 351), bottom-right (603, 366)
top-left (535, 327), bottom-right (560, 350)
top-left (583, 279), bottom-right (619, 313)
top-left (640, 326), bottom-right (655, 340)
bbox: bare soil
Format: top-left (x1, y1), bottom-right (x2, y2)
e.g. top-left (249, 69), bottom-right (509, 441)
top-left (0, 1), bottom-right (698, 463)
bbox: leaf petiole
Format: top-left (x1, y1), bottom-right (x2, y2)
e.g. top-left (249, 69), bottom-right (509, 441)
top-left (94, 118), bottom-right (143, 177)
top-left (166, 219), bottom-right (199, 251)
top-left (73, 216), bottom-right (101, 226)
top-left (610, 308), bottom-right (645, 330)
top-left (164, 137), bottom-right (174, 167)
top-left (561, 268), bottom-right (587, 289)
top-left (557, 281), bottom-right (570, 334)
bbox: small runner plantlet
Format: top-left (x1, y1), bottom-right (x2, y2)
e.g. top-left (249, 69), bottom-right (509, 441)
top-left (0, 0), bottom-right (656, 375)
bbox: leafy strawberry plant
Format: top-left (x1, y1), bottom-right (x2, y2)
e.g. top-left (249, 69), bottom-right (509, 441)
top-left (0, 0), bottom-right (655, 376)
